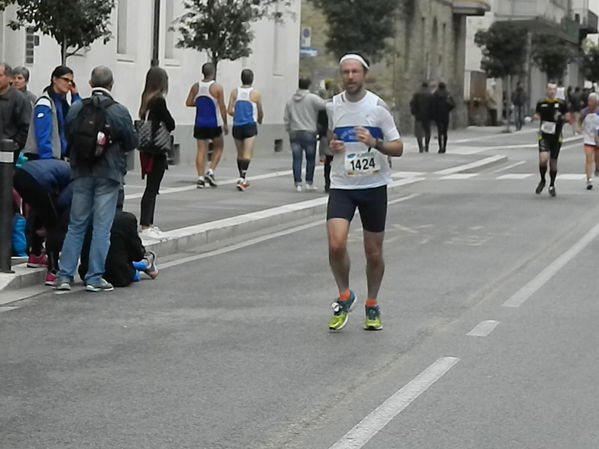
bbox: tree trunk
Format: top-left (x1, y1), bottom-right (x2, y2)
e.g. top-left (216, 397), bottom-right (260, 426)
top-left (504, 75), bottom-right (512, 133)
top-left (61, 39), bottom-right (67, 65)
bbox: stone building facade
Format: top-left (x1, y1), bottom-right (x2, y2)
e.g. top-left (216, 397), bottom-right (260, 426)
top-left (300, 0), bottom-right (490, 135)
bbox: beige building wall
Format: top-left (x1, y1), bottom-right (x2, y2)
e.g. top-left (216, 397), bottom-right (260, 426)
top-left (300, 0), bottom-right (475, 136)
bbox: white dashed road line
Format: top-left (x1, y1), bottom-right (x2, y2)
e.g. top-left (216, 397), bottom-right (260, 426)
top-left (327, 357), bottom-right (460, 449)
top-left (466, 320), bottom-right (500, 337)
top-left (503, 221), bottom-right (599, 308)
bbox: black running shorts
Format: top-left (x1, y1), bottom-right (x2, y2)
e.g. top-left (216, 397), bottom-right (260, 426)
top-left (327, 185), bottom-right (388, 233)
top-left (194, 126), bottom-right (223, 140)
top-left (232, 123), bottom-right (258, 140)
top-left (538, 135), bottom-right (562, 159)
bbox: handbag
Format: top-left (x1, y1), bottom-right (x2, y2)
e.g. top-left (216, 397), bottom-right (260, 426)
top-left (135, 112), bottom-right (172, 155)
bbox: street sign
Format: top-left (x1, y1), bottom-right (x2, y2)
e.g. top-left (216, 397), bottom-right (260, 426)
top-left (300, 26), bottom-right (312, 48)
top-left (300, 47), bottom-right (318, 58)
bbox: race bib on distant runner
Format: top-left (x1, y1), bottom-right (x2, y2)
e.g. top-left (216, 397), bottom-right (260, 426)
top-left (541, 121), bottom-right (557, 134)
top-left (345, 151), bottom-right (381, 176)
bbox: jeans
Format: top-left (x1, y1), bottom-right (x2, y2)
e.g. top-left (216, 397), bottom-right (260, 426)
top-left (514, 105), bottom-right (525, 130)
top-left (290, 131), bottom-right (317, 184)
top-left (414, 120), bottom-right (431, 152)
top-left (58, 177), bottom-right (120, 285)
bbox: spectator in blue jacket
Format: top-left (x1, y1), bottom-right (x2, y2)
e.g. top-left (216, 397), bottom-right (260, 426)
top-left (55, 66), bottom-right (138, 293)
top-left (24, 65), bottom-right (80, 160)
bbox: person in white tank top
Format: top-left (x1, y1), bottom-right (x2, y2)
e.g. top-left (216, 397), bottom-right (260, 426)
top-left (185, 62), bottom-right (228, 189)
top-left (325, 53), bottom-right (403, 332)
top-left (579, 93), bottom-right (599, 189)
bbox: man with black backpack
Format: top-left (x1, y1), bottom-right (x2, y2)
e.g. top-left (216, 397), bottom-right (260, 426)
top-left (55, 66), bottom-right (138, 292)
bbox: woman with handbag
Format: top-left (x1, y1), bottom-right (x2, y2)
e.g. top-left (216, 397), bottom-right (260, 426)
top-left (137, 66), bottom-right (175, 240)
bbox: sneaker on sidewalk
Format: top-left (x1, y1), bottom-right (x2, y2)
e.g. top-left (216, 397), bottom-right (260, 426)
top-left (549, 185), bottom-right (556, 197)
top-left (586, 179), bottom-right (593, 190)
top-left (205, 172), bottom-right (218, 187)
top-left (196, 178), bottom-right (205, 189)
top-left (44, 272), bottom-right (57, 286)
top-left (304, 184), bottom-right (317, 191)
top-left (140, 227), bottom-right (165, 241)
top-left (364, 305), bottom-right (383, 331)
top-left (54, 277), bottom-right (72, 291)
top-left (328, 290), bottom-right (356, 331)
top-left (143, 250), bottom-right (158, 279)
top-left (86, 278), bottom-right (114, 292)
top-left (295, 184), bottom-right (303, 192)
top-left (27, 253), bottom-right (48, 268)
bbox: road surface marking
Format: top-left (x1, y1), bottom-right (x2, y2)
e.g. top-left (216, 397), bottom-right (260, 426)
top-left (327, 357), bottom-right (460, 449)
top-left (492, 161), bottom-right (526, 173)
top-left (0, 306), bottom-right (19, 313)
top-left (497, 173), bottom-right (532, 180)
top-left (439, 173), bottom-right (479, 180)
top-left (557, 174), bottom-right (585, 180)
top-left (160, 194), bottom-right (420, 269)
top-left (503, 221), bottom-right (599, 308)
top-left (434, 155), bottom-right (506, 176)
top-left (466, 320), bottom-right (500, 337)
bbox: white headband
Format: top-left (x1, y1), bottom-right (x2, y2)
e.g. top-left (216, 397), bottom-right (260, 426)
top-left (339, 54), bottom-right (369, 69)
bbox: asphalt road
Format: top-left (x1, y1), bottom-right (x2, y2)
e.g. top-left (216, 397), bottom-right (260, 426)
top-left (2, 126), bottom-right (599, 448)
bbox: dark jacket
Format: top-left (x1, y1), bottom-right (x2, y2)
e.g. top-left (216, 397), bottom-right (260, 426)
top-left (432, 89), bottom-right (455, 123)
top-left (511, 87), bottom-right (527, 107)
top-left (410, 88), bottom-right (433, 122)
top-left (79, 210), bottom-right (145, 287)
top-left (19, 158), bottom-right (71, 195)
top-left (65, 88), bottom-right (138, 184)
top-left (0, 86), bottom-right (31, 148)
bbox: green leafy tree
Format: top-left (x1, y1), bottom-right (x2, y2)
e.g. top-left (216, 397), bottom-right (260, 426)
top-left (310, 0), bottom-right (400, 62)
top-left (475, 22), bottom-right (527, 131)
top-left (0, 0), bottom-right (114, 65)
top-left (173, 0), bottom-right (291, 73)
top-left (581, 43), bottom-right (599, 84)
top-left (531, 34), bottom-right (574, 84)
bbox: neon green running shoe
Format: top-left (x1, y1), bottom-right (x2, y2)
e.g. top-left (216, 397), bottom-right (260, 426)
top-left (328, 290), bottom-right (356, 331)
top-left (364, 305), bottom-right (383, 331)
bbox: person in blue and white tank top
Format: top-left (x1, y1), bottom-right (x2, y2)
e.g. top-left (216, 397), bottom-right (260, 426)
top-left (325, 53), bottom-right (403, 332)
top-left (227, 69), bottom-right (263, 191)
top-left (185, 63), bottom-right (228, 189)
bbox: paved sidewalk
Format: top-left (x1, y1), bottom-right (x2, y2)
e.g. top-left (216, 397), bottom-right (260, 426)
top-left (1, 125), bottom-right (516, 294)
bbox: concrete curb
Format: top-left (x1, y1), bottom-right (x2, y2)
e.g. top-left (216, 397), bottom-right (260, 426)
top-left (0, 154), bottom-right (507, 292)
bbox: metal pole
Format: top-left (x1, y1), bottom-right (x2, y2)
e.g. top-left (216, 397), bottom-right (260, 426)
top-left (0, 139), bottom-right (17, 273)
top-left (151, 0), bottom-right (161, 66)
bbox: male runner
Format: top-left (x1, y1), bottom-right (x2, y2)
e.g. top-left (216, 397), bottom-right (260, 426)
top-left (326, 53), bottom-right (403, 331)
top-left (579, 93), bottom-right (599, 190)
top-left (185, 63), bottom-right (228, 189)
top-left (534, 83), bottom-right (569, 197)
top-left (227, 69), bottom-right (263, 191)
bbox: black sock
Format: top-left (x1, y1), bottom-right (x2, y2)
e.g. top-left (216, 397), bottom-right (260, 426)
top-left (549, 169), bottom-right (557, 186)
top-left (539, 163), bottom-right (547, 181)
top-left (237, 159), bottom-right (250, 178)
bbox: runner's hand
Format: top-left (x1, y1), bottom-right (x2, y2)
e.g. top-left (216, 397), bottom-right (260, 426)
top-left (223, 124), bottom-right (229, 136)
top-left (330, 134), bottom-right (345, 153)
top-left (355, 126), bottom-right (376, 147)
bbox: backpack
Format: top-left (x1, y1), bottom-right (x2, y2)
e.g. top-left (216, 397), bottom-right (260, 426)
top-left (72, 95), bottom-right (115, 165)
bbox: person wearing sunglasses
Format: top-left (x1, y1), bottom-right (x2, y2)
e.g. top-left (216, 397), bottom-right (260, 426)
top-left (24, 65), bottom-right (80, 160)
